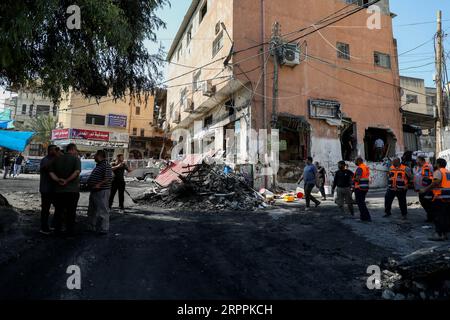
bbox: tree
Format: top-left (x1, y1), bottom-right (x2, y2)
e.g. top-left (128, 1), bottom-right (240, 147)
top-left (18, 115), bottom-right (57, 149)
top-left (0, 0), bottom-right (169, 102)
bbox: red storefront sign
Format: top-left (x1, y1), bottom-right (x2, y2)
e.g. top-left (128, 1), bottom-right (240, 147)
top-left (51, 129), bottom-right (70, 140)
top-left (70, 129), bottom-right (110, 141)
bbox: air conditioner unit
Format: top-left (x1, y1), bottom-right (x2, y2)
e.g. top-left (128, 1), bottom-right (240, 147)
top-left (282, 43), bottom-right (301, 67)
top-left (202, 80), bottom-right (216, 97)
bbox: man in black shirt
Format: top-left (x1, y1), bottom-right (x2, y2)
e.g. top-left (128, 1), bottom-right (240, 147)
top-left (2, 153), bottom-right (11, 179)
top-left (109, 154), bottom-right (133, 213)
top-left (332, 161), bottom-right (354, 215)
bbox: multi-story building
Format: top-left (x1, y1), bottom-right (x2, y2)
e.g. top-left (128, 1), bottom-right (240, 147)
top-left (166, 0), bottom-right (404, 188)
top-left (399, 76), bottom-right (436, 153)
top-left (53, 90), bottom-right (165, 159)
top-left (5, 90), bottom-right (58, 155)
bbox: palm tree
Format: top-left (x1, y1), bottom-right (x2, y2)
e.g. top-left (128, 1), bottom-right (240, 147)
top-left (22, 115), bottom-right (57, 149)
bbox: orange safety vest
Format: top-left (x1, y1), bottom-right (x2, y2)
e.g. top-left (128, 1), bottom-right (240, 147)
top-left (421, 162), bottom-right (433, 187)
top-left (353, 164), bottom-right (370, 191)
top-left (432, 168), bottom-right (450, 202)
top-left (388, 164), bottom-right (408, 190)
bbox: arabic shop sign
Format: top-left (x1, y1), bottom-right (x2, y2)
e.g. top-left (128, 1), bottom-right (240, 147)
top-left (108, 114), bottom-right (128, 128)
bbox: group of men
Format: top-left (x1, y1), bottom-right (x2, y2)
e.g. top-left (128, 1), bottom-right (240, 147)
top-left (330, 155), bottom-right (450, 241)
top-left (39, 143), bottom-right (132, 237)
top-left (2, 152), bottom-right (25, 179)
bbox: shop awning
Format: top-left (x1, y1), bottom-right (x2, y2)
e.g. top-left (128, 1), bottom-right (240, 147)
top-left (0, 130), bottom-right (35, 152)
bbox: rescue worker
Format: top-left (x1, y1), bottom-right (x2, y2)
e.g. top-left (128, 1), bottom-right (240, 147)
top-left (414, 156), bottom-right (433, 222)
top-left (384, 157), bottom-right (412, 219)
top-left (420, 158), bottom-right (450, 241)
top-left (353, 157), bottom-right (371, 222)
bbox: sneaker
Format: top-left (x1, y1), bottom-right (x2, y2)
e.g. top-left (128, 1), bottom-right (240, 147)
top-left (315, 201), bottom-right (321, 208)
top-left (118, 209), bottom-right (124, 214)
top-left (304, 207), bottom-right (311, 212)
top-left (39, 229), bottom-right (52, 235)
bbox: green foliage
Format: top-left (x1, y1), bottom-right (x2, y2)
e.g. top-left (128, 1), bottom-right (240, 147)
top-left (17, 114), bottom-right (57, 147)
top-left (0, 0), bottom-right (169, 102)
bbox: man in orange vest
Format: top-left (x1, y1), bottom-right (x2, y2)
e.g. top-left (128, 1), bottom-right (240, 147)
top-left (414, 156), bottom-right (434, 222)
top-left (420, 158), bottom-right (450, 241)
top-left (353, 157), bottom-right (371, 222)
top-left (384, 157), bottom-right (412, 219)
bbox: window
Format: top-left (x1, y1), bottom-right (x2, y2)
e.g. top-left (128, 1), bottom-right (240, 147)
top-left (406, 94), bottom-right (418, 104)
top-left (36, 105), bottom-right (50, 116)
top-left (21, 104), bottom-right (26, 115)
top-left (52, 106), bottom-right (58, 116)
top-left (140, 128), bottom-right (145, 137)
top-left (136, 106), bottom-right (141, 115)
top-left (337, 42), bottom-right (350, 60)
top-left (177, 44), bottom-right (183, 61)
top-left (426, 95), bottom-right (436, 106)
top-left (200, 1), bottom-right (207, 24)
top-left (212, 31), bottom-right (224, 57)
top-left (180, 88), bottom-right (187, 107)
top-left (132, 128), bottom-right (137, 136)
top-left (193, 70), bottom-right (201, 91)
top-left (186, 25), bottom-right (193, 46)
top-left (29, 105), bottom-right (34, 116)
top-left (204, 115), bottom-right (213, 128)
top-left (374, 52), bottom-right (391, 68)
top-left (86, 114), bottom-right (106, 126)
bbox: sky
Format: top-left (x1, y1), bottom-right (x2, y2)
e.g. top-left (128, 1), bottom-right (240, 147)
top-left (1, 0), bottom-right (450, 110)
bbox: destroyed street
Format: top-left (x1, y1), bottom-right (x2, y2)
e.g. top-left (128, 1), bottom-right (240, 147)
top-left (1, 175), bottom-right (449, 300)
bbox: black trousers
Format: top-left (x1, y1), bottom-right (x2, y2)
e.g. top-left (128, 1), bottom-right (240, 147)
top-left (318, 184), bottom-right (326, 199)
top-left (40, 192), bottom-right (55, 230)
top-left (419, 193), bottom-right (433, 221)
top-left (53, 192), bottom-right (80, 234)
top-left (432, 200), bottom-right (450, 236)
top-left (355, 189), bottom-right (371, 221)
top-left (385, 189), bottom-right (408, 216)
top-left (304, 183), bottom-right (320, 208)
top-left (109, 180), bottom-right (126, 209)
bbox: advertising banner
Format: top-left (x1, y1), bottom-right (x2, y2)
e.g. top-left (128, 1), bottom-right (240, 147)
top-left (70, 129), bottom-right (109, 141)
top-left (108, 114), bottom-right (128, 128)
top-left (51, 129), bottom-right (70, 140)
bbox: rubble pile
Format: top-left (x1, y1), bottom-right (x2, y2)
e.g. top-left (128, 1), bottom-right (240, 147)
top-left (136, 162), bottom-right (266, 211)
top-left (379, 245), bottom-right (450, 300)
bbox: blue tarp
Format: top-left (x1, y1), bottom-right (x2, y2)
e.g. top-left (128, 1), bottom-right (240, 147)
top-left (0, 130), bottom-right (35, 152)
top-left (0, 120), bottom-right (14, 129)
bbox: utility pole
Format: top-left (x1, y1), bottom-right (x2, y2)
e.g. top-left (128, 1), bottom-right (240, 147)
top-left (435, 10), bottom-right (444, 155)
top-left (270, 21), bottom-right (282, 128)
top-left (269, 22), bottom-right (283, 190)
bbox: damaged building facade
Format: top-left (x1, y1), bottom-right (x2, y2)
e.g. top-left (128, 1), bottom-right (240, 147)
top-left (166, 0), bottom-right (404, 189)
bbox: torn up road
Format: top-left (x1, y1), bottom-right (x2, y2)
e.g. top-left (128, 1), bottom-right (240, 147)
top-left (0, 176), bottom-right (449, 300)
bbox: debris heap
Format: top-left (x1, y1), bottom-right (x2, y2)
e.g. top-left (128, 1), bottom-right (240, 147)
top-left (136, 162), bottom-right (266, 211)
top-left (379, 245), bottom-right (450, 300)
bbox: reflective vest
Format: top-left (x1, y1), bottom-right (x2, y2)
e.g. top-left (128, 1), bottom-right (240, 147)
top-left (353, 164), bottom-right (370, 191)
top-left (432, 168), bottom-right (450, 202)
top-left (421, 163), bottom-right (433, 187)
top-left (388, 164), bottom-right (408, 190)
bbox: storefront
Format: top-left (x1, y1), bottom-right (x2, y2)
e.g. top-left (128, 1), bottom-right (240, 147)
top-left (52, 128), bottom-right (129, 160)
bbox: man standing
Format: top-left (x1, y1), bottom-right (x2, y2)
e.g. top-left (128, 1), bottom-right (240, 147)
top-left (384, 157), bottom-right (411, 219)
top-left (49, 144), bottom-right (81, 237)
top-left (297, 157), bottom-right (321, 210)
top-left (109, 154), bottom-right (133, 213)
top-left (332, 161), bottom-right (354, 216)
top-left (374, 138), bottom-right (385, 162)
top-left (414, 156), bottom-right (433, 222)
top-left (420, 158), bottom-right (450, 241)
top-left (39, 145), bottom-right (59, 234)
top-left (315, 161), bottom-right (327, 201)
top-left (13, 153), bottom-right (24, 178)
top-left (2, 153), bottom-right (11, 179)
top-left (87, 150), bottom-right (113, 235)
top-left (353, 157), bottom-right (371, 222)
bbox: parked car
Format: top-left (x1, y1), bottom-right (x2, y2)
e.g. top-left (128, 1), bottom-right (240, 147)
top-left (79, 159), bottom-right (96, 190)
top-left (22, 158), bottom-right (43, 174)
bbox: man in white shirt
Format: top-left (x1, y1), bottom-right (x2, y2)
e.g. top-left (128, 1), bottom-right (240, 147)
top-left (374, 138), bottom-right (385, 162)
